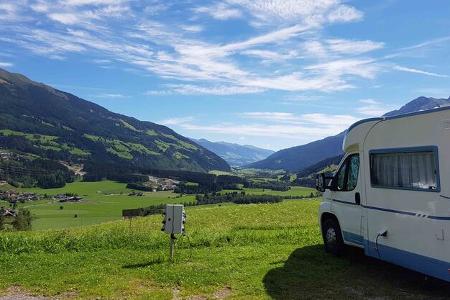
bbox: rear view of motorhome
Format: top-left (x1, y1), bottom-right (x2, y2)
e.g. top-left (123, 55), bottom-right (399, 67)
top-left (317, 107), bottom-right (450, 282)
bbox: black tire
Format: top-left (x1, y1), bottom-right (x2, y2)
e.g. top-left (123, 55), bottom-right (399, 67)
top-left (322, 218), bottom-right (345, 256)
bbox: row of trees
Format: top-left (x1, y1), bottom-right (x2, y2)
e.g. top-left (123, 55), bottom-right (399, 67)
top-left (122, 190), bottom-right (321, 218)
top-left (0, 158), bottom-right (75, 189)
top-left (244, 181), bottom-right (291, 191)
top-left (195, 192), bottom-right (284, 205)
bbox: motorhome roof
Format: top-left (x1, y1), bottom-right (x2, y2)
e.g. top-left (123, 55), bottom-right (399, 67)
top-left (347, 105), bottom-right (450, 134)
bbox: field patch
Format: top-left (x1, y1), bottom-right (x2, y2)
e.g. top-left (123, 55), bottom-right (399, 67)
top-left (5, 181), bottom-right (194, 230)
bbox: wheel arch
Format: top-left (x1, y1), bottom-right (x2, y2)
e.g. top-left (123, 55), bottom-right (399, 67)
top-left (320, 212), bottom-right (341, 233)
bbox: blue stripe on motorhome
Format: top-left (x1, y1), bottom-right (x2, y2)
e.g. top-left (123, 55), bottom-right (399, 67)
top-left (427, 215), bottom-right (450, 220)
top-left (332, 199), bottom-right (359, 205)
top-left (363, 204), bottom-right (450, 220)
top-left (332, 199), bottom-right (450, 220)
top-left (365, 241), bottom-right (450, 282)
top-left (342, 231), bottom-right (364, 246)
top-left (362, 205), bottom-right (417, 216)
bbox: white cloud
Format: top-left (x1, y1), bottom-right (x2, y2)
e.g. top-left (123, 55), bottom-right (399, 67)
top-left (169, 84), bottom-right (265, 95)
top-left (178, 112), bottom-right (358, 139)
top-left (393, 65), bottom-right (448, 78)
top-left (194, 3), bottom-right (242, 20)
top-left (326, 39), bottom-right (384, 55)
top-left (144, 90), bottom-right (173, 96)
top-left (160, 116), bottom-right (195, 126)
top-left (399, 36), bottom-right (450, 52)
top-left (3, 0), bottom-right (437, 100)
top-left (241, 112), bottom-right (298, 121)
top-left (48, 13), bottom-right (80, 24)
top-left (302, 113), bottom-right (357, 126)
top-left (356, 99), bottom-right (394, 117)
top-left (221, 24), bottom-right (309, 52)
top-left (92, 58), bottom-right (111, 64)
top-left (180, 24), bottom-right (204, 33)
top-left (93, 93), bottom-right (127, 98)
top-left (226, 0), bottom-right (363, 27)
top-left (0, 61), bottom-right (13, 68)
top-left (306, 59), bottom-right (379, 79)
top-left (241, 49), bottom-right (296, 61)
top-left (327, 4), bottom-right (363, 23)
top-left (64, 0), bottom-right (127, 6)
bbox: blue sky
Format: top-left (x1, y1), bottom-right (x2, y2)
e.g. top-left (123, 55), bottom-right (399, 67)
top-left (0, 0), bottom-right (449, 150)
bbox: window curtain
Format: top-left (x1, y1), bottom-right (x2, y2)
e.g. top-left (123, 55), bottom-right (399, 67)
top-left (371, 151), bottom-right (436, 190)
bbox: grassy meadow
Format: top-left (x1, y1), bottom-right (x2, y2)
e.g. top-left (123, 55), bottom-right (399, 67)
top-left (0, 199), bottom-right (448, 299)
top-left (1, 181), bottom-right (314, 231)
top-left (0, 181), bottom-right (195, 230)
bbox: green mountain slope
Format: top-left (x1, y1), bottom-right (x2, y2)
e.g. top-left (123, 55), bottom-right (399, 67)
top-left (247, 133), bottom-right (345, 172)
top-left (0, 68), bottom-right (230, 186)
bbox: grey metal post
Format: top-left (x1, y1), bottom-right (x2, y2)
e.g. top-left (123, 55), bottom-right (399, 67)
top-left (170, 233), bottom-right (175, 261)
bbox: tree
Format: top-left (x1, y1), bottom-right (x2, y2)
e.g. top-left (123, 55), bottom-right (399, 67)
top-left (0, 214), bottom-right (5, 231)
top-left (12, 208), bottom-right (32, 231)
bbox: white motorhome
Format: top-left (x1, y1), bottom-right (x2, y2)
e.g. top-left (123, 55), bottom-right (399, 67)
top-left (316, 107), bottom-right (450, 282)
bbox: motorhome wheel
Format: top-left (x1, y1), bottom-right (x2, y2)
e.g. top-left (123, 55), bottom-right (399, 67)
top-left (322, 218), bottom-right (344, 256)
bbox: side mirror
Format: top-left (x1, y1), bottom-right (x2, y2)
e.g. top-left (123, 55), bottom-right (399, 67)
top-left (316, 173), bottom-right (335, 192)
top-left (316, 173), bottom-right (326, 192)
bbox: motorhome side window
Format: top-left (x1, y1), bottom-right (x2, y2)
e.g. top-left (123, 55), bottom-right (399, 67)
top-left (370, 148), bottom-right (438, 191)
top-left (335, 154), bottom-right (359, 191)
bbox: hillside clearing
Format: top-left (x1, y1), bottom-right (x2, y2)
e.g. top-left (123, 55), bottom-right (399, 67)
top-left (0, 200), bottom-right (448, 299)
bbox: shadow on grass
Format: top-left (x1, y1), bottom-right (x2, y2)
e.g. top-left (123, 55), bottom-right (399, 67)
top-left (122, 257), bottom-right (165, 269)
top-left (263, 245), bottom-right (450, 299)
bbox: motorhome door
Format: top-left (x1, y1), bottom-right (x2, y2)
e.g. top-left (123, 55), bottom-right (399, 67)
top-left (328, 153), bottom-right (364, 246)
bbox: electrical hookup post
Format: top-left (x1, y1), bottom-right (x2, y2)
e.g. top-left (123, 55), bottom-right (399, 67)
top-left (161, 204), bottom-right (186, 262)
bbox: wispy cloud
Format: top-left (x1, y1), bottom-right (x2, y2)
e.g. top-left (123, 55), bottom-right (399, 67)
top-left (159, 116), bottom-right (195, 126)
top-left (169, 84), bottom-right (265, 95)
top-left (356, 99), bottom-right (395, 117)
top-left (0, 61), bottom-right (13, 68)
top-left (326, 39), bottom-right (384, 55)
top-left (93, 93), bottom-right (127, 98)
top-left (0, 0), bottom-right (445, 99)
top-left (393, 65), bottom-right (448, 78)
top-left (194, 3), bottom-right (242, 20)
top-left (177, 112), bottom-right (358, 139)
top-left (179, 24), bottom-right (204, 33)
top-left (225, 0), bottom-right (363, 27)
top-left (241, 112), bottom-right (298, 121)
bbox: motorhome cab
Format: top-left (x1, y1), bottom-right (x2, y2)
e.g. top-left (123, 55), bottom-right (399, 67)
top-left (316, 107), bottom-right (450, 282)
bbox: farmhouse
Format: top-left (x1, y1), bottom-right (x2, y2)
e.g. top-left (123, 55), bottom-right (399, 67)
top-left (148, 176), bottom-right (179, 191)
top-left (54, 194), bottom-right (83, 202)
top-left (0, 190), bottom-right (39, 202)
top-left (0, 207), bottom-right (16, 217)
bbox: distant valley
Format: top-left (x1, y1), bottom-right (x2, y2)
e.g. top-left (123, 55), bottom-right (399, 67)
top-left (192, 138), bottom-right (274, 167)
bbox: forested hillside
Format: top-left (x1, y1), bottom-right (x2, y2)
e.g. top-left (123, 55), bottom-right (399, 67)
top-left (0, 69), bottom-right (229, 188)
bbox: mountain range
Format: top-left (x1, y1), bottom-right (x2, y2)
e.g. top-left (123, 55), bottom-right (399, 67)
top-left (192, 138), bottom-right (274, 167)
top-left (0, 68), bottom-right (229, 186)
top-left (2, 67), bottom-right (448, 182)
top-left (247, 96), bottom-right (450, 172)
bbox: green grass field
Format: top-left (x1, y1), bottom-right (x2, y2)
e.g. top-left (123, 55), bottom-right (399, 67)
top-left (0, 182), bottom-right (314, 231)
top-left (1, 181), bottom-right (195, 231)
top-left (0, 200), bottom-right (448, 299)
